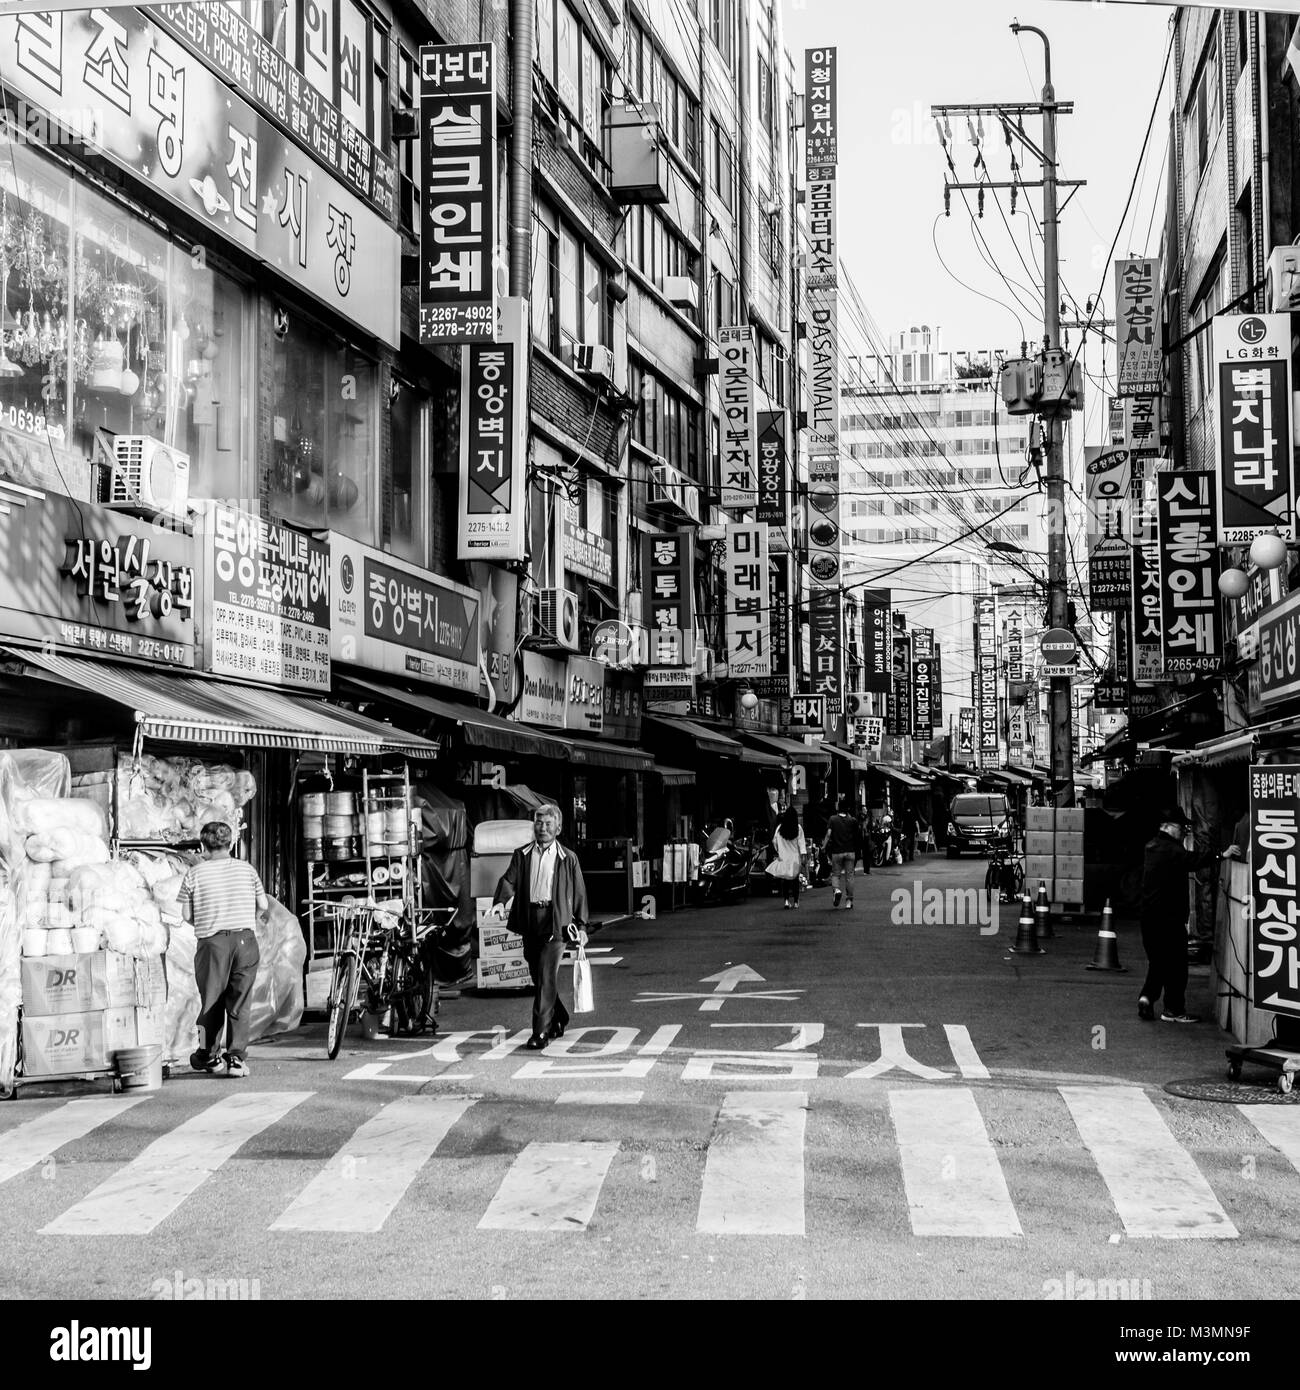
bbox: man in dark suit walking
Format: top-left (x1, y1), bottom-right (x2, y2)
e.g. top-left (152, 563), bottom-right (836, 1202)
top-left (487, 803), bottom-right (589, 1050)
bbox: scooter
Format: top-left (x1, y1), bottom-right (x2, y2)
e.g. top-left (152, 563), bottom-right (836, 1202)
top-left (696, 821), bottom-right (755, 905)
top-left (870, 816), bottom-right (901, 868)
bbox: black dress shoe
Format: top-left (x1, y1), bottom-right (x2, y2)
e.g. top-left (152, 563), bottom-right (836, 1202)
top-left (525, 1034), bottom-right (549, 1050)
top-left (548, 1019), bottom-right (567, 1040)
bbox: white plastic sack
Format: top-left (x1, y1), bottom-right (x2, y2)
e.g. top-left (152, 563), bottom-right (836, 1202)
top-left (472, 819), bottom-right (536, 855)
top-left (11, 797), bottom-right (106, 838)
top-left (572, 947), bottom-right (595, 1014)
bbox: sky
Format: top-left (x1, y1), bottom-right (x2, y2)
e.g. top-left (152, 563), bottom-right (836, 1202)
top-left (782, 0), bottom-right (1173, 445)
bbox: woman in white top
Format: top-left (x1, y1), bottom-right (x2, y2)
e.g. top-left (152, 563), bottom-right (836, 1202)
top-left (766, 807), bottom-right (807, 909)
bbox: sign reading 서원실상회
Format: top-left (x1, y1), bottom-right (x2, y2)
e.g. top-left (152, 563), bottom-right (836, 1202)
top-left (0, 480), bottom-right (195, 667)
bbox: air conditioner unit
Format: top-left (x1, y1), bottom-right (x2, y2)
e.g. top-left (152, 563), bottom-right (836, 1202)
top-left (661, 275), bottom-right (699, 311)
top-left (1268, 245), bottom-right (1300, 312)
top-left (650, 462), bottom-right (702, 525)
top-left (398, 173), bottom-right (419, 235)
top-left (573, 341), bottom-right (614, 380)
top-left (537, 587), bottom-right (580, 651)
top-left (110, 436), bottom-right (190, 518)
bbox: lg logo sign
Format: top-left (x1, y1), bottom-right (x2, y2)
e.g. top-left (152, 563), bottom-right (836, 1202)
top-left (1238, 317), bottom-right (1268, 346)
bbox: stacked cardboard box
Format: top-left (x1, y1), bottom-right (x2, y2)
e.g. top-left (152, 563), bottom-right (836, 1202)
top-left (1021, 807), bottom-right (1085, 905)
top-left (474, 895), bottom-right (531, 990)
top-left (20, 951), bottom-right (167, 1077)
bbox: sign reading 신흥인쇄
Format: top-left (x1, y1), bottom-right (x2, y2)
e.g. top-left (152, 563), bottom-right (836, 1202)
top-left (1249, 764), bottom-right (1300, 1019)
top-left (419, 43), bottom-right (498, 345)
top-left (1155, 470), bottom-right (1222, 675)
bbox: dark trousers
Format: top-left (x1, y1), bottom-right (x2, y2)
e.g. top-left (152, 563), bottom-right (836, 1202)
top-left (523, 905), bottom-right (569, 1039)
top-left (1140, 918), bottom-right (1188, 1016)
top-left (194, 928), bottom-right (260, 1060)
top-left (780, 872), bottom-right (800, 902)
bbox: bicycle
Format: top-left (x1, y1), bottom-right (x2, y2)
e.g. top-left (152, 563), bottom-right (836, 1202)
top-left (325, 902), bottom-right (455, 1060)
top-left (984, 844), bottom-right (1025, 903)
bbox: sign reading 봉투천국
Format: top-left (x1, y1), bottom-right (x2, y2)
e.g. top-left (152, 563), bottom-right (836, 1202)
top-left (419, 43), bottom-right (498, 345)
top-left (1213, 313), bottom-right (1296, 543)
top-left (641, 531), bottom-right (694, 668)
top-left (1249, 764), bottom-right (1300, 1019)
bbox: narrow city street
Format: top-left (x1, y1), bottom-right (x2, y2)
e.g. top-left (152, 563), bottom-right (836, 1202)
top-left (2, 854), bottom-right (1296, 1303)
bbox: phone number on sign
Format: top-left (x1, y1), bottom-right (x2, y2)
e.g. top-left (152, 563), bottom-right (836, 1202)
top-left (1, 404), bottom-right (65, 441)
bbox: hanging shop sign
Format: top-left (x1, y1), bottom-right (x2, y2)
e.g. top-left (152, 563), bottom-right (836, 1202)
top-left (930, 646), bottom-right (943, 733)
top-left (1131, 465), bottom-right (1163, 680)
top-left (1258, 588), bottom-right (1300, 708)
top-left (1249, 764), bottom-right (1300, 1020)
top-left (565, 655), bottom-right (606, 736)
top-left (330, 535), bottom-right (480, 693)
top-left (562, 505), bottom-right (614, 586)
top-left (641, 530), bottom-right (694, 668)
top-left (1114, 257), bottom-right (1162, 396)
top-left (956, 707), bottom-right (976, 764)
top-left (0, 487), bottom-right (195, 668)
top-left (0, 8), bottom-right (399, 346)
top-left (196, 502), bottom-right (330, 691)
top-left (1007, 704), bottom-right (1027, 761)
top-left (806, 172), bottom-right (837, 291)
top-left (458, 298), bottom-right (528, 561)
top-left (1108, 397), bottom-right (1126, 445)
top-left (750, 552), bottom-right (792, 699)
top-left (1124, 395), bottom-right (1162, 457)
top-left (519, 650), bottom-right (567, 729)
top-left (911, 657), bottom-right (934, 739)
top-left (756, 411), bottom-right (788, 527)
top-left (719, 326), bottom-right (758, 511)
top-left (788, 693), bottom-right (827, 732)
top-left (602, 669), bottom-right (643, 742)
top-left (890, 634), bottom-right (912, 738)
top-left (724, 523), bottom-right (771, 678)
top-left (861, 588), bottom-right (892, 693)
top-left (807, 589), bottom-right (844, 711)
top-left (912, 627), bottom-right (934, 660)
top-left (1006, 614), bottom-right (1024, 681)
top-left (419, 42), bottom-right (498, 345)
top-left (1085, 445), bottom-right (1133, 611)
top-left (806, 456), bottom-right (841, 587)
top-left (1155, 470), bottom-right (1222, 676)
top-left (149, 1), bottom-right (397, 219)
top-left (643, 667), bottom-right (695, 708)
top-left (977, 654), bottom-right (999, 768)
top-left (469, 561), bottom-right (518, 706)
top-left (804, 47), bottom-right (837, 173)
top-left (1213, 313), bottom-right (1296, 543)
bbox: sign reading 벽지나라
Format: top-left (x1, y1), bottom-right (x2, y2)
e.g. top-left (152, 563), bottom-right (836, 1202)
top-left (1249, 764), bottom-right (1300, 1019)
top-left (1213, 313), bottom-right (1296, 543)
top-left (1155, 470), bottom-right (1222, 676)
top-left (197, 503), bottom-right (331, 691)
top-left (330, 535), bottom-right (479, 693)
top-left (419, 43), bottom-right (498, 345)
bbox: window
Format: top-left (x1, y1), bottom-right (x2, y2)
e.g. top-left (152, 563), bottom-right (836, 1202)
top-left (631, 360), bottom-right (700, 479)
top-left (396, 43), bottom-right (417, 184)
top-left (531, 208), bottom-right (555, 347)
top-left (543, 0), bottom-right (611, 174)
top-left (282, 0), bottom-right (387, 144)
top-left (710, 0), bottom-right (735, 69)
top-left (757, 56), bottom-right (774, 139)
top-left (533, 204), bottom-right (606, 357)
top-left (712, 121), bottom-right (735, 211)
top-left (389, 374), bottom-right (427, 565)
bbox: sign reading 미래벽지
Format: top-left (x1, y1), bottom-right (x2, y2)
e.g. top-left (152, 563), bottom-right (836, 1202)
top-left (642, 531), bottom-right (694, 668)
top-left (419, 43), bottom-right (498, 345)
top-left (718, 327), bottom-right (758, 511)
top-left (724, 523), bottom-right (770, 678)
top-left (756, 412), bottom-right (788, 527)
top-left (0, 7), bottom-right (400, 346)
top-left (1213, 313), bottom-right (1296, 543)
top-left (330, 535), bottom-right (479, 693)
top-left (1115, 257), bottom-right (1162, 396)
top-left (150, 2), bottom-right (397, 220)
top-left (0, 483), bottom-right (194, 668)
top-left (1155, 470), bottom-right (1221, 676)
top-left (459, 298), bottom-right (527, 561)
top-left (198, 503), bottom-right (330, 691)
top-left (1249, 764), bottom-right (1300, 1019)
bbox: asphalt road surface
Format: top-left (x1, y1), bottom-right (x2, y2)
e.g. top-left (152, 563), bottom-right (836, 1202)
top-left (3, 853), bottom-right (1299, 1303)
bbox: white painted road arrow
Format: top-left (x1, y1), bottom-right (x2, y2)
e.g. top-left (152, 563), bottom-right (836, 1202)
top-left (635, 965), bottom-right (803, 1012)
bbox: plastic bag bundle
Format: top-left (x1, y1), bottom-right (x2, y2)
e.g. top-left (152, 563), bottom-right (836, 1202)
top-left (249, 897), bottom-right (306, 1039)
top-left (11, 797), bottom-right (106, 839)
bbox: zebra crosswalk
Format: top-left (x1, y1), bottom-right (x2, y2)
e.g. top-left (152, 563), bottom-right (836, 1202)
top-left (2, 1084), bottom-right (1298, 1241)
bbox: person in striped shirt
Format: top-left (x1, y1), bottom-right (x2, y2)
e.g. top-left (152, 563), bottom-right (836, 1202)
top-left (178, 822), bottom-right (268, 1078)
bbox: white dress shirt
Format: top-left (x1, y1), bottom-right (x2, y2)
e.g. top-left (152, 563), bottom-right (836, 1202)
top-left (529, 842), bottom-right (560, 903)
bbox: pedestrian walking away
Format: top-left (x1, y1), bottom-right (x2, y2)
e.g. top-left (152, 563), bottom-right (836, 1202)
top-left (823, 795), bottom-right (863, 908)
top-left (1137, 806), bottom-right (1224, 1024)
top-left (897, 799), bottom-right (920, 863)
top-left (766, 807), bottom-right (807, 909)
top-left (179, 821), bottom-right (268, 1078)
top-left (487, 804), bottom-right (588, 1050)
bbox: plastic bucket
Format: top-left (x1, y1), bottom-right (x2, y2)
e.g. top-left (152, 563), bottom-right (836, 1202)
top-left (325, 791), bottom-right (357, 816)
top-left (302, 814), bottom-right (324, 839)
top-left (300, 792), bottom-right (327, 818)
top-left (115, 1044), bottom-right (163, 1092)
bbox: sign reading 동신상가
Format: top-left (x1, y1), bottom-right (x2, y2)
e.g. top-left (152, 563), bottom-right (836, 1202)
top-left (419, 43), bottom-right (498, 345)
top-left (1249, 764), bottom-right (1300, 1020)
top-left (197, 503), bottom-right (330, 691)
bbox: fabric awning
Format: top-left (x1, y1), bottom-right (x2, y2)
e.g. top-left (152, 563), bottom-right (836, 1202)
top-left (982, 769), bottom-right (1032, 788)
top-left (564, 735), bottom-right (653, 772)
top-left (740, 732), bottom-right (832, 769)
top-left (737, 745), bottom-right (786, 769)
top-left (12, 651), bottom-right (440, 757)
top-left (643, 715), bottom-right (742, 758)
top-left (342, 676), bottom-right (572, 760)
top-left (823, 744), bottom-right (869, 773)
top-left (1171, 729), bottom-right (1256, 770)
top-left (650, 765), bottom-right (696, 787)
top-left (876, 766), bottom-right (930, 791)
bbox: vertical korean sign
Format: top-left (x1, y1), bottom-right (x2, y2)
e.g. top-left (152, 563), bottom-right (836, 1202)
top-left (1131, 460), bottom-right (1163, 680)
top-left (862, 589), bottom-right (892, 694)
top-left (890, 633), bottom-right (912, 737)
top-left (929, 645), bottom-right (943, 733)
top-left (1156, 470), bottom-right (1222, 675)
top-left (719, 327), bottom-right (758, 510)
top-left (808, 590), bottom-right (843, 708)
top-left (756, 412), bottom-right (788, 526)
top-left (974, 594), bottom-right (998, 769)
top-left (763, 552), bottom-right (792, 696)
top-left (419, 43), bottom-right (497, 344)
top-left (725, 524), bottom-right (771, 678)
top-left (1085, 445), bottom-right (1133, 611)
top-left (1249, 765), bottom-right (1300, 1019)
top-left (642, 531), bottom-right (694, 668)
top-left (1213, 314), bottom-right (1296, 542)
top-left (458, 298), bottom-right (527, 560)
top-left (1114, 257), bottom-right (1162, 397)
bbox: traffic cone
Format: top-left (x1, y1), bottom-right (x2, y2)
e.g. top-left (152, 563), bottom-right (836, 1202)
top-left (1011, 891), bottom-right (1045, 955)
top-left (1085, 899), bottom-right (1126, 972)
top-left (1034, 879), bottom-right (1054, 940)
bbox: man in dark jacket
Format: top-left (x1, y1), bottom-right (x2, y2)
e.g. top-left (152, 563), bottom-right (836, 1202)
top-left (487, 804), bottom-right (589, 1049)
top-left (1139, 806), bottom-right (1220, 1024)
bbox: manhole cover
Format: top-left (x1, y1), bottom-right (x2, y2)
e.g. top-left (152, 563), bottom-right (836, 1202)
top-left (1164, 1077), bottom-right (1299, 1105)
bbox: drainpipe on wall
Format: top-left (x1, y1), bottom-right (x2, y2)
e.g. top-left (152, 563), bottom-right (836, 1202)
top-left (508, 0), bottom-right (534, 298)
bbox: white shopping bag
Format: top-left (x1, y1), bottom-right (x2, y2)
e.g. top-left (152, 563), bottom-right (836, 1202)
top-left (573, 945), bottom-right (595, 1013)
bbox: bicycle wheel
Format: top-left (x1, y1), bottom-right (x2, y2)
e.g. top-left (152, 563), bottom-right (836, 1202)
top-left (326, 953), bottom-right (357, 1060)
top-left (984, 860), bottom-right (999, 894)
top-left (1010, 863), bottom-right (1025, 898)
top-left (396, 952), bottom-right (437, 1035)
